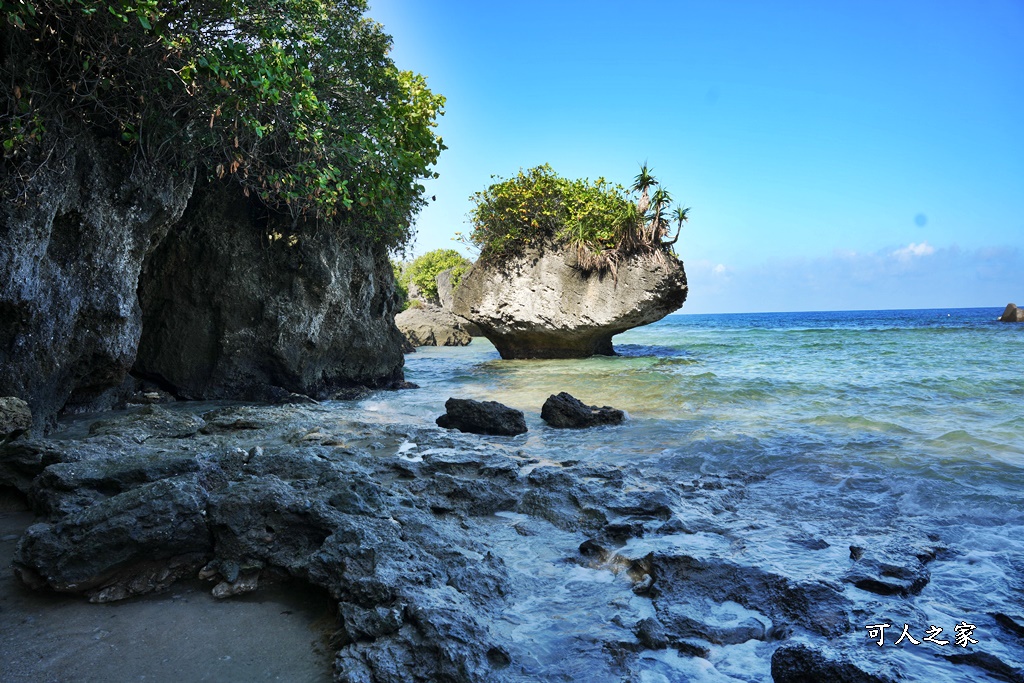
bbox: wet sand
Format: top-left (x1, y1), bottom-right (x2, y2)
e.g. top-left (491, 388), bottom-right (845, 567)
top-left (1, 498), bottom-right (334, 683)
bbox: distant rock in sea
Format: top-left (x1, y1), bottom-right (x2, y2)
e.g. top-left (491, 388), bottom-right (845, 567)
top-left (453, 247), bottom-right (687, 359)
top-left (998, 303), bottom-right (1023, 322)
top-left (396, 305), bottom-right (472, 348)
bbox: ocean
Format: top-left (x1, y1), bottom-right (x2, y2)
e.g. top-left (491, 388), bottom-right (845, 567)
top-left (352, 307), bottom-right (1024, 680)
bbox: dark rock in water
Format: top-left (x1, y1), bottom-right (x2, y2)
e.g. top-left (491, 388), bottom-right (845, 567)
top-left (452, 245), bottom-right (687, 359)
top-left (789, 536), bottom-right (830, 551)
top-left (641, 551), bottom-right (852, 637)
top-left (436, 398), bottom-right (527, 436)
top-left (945, 651), bottom-right (1024, 683)
top-left (0, 397), bottom-right (32, 440)
top-left (396, 305), bottom-right (472, 347)
top-left (541, 392), bottom-right (624, 428)
top-left (999, 303), bottom-right (1024, 322)
top-left (771, 644), bottom-right (897, 683)
top-left (87, 404), bottom-right (205, 442)
top-left (0, 129), bottom-right (194, 431)
top-left (844, 543), bottom-right (930, 597)
top-left (991, 612), bottom-right (1024, 638)
top-left (134, 180), bottom-right (406, 402)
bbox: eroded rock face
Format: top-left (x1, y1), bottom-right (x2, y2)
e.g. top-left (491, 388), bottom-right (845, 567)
top-left (452, 246), bottom-right (687, 358)
top-left (0, 132), bottom-right (194, 431)
top-left (999, 303), bottom-right (1024, 322)
top-left (0, 398), bottom-right (32, 439)
top-left (395, 306), bottom-right (471, 348)
top-left (134, 181), bottom-right (406, 401)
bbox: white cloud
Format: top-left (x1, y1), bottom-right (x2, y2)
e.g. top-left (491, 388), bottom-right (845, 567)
top-left (891, 241), bottom-right (935, 262)
top-left (679, 244), bottom-right (1022, 314)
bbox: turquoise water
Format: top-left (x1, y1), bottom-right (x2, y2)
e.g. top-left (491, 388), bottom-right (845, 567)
top-left (351, 307), bottom-right (1024, 680)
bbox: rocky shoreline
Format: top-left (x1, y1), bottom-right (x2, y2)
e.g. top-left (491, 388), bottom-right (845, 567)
top-left (4, 399), bottom-right (1015, 682)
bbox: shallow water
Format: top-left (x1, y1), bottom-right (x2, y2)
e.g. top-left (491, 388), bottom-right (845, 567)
top-left (348, 307), bottom-right (1024, 680)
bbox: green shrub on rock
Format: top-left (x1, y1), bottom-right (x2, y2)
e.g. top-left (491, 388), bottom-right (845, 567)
top-left (1, 0), bottom-right (445, 249)
top-left (398, 249), bottom-right (471, 303)
top-left (467, 164), bottom-right (689, 273)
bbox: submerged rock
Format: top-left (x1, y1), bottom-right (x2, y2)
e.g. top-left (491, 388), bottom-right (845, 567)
top-left (771, 644), bottom-right (897, 683)
top-left (435, 398), bottom-right (527, 436)
top-left (396, 305), bottom-right (472, 347)
top-left (540, 392), bottom-right (624, 428)
top-left (452, 246), bottom-right (687, 358)
top-left (999, 303), bottom-right (1024, 322)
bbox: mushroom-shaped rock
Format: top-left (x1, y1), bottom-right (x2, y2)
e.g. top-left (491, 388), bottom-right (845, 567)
top-left (541, 392), bottom-right (624, 428)
top-left (453, 248), bottom-right (687, 358)
top-left (999, 303), bottom-right (1024, 322)
top-left (435, 398), bottom-right (527, 436)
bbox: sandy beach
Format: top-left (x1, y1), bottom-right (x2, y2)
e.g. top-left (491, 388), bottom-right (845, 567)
top-left (1, 495), bottom-right (334, 683)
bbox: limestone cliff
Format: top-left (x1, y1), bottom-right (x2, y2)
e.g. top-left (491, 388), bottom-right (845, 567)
top-left (1, 151), bottom-right (408, 429)
top-left (135, 181), bottom-right (406, 401)
top-left (453, 246), bottom-right (687, 358)
top-left (0, 131), bottom-right (194, 430)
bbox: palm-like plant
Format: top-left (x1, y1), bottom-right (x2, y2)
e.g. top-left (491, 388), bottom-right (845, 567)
top-left (648, 187), bottom-right (672, 242)
top-left (631, 163), bottom-right (658, 216)
top-left (665, 205), bottom-right (689, 245)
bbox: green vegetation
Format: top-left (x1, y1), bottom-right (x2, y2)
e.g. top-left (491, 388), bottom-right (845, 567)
top-left (393, 249), bottom-right (471, 307)
top-left (1, 0), bottom-right (444, 248)
top-left (467, 164), bottom-right (688, 272)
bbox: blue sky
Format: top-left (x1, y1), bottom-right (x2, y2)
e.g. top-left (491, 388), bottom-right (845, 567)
top-left (370, 0), bottom-right (1023, 313)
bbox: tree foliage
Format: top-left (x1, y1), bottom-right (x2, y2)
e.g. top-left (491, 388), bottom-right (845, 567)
top-left (395, 248), bottom-right (471, 304)
top-left (1, 0), bottom-right (444, 248)
top-left (467, 164), bottom-right (689, 273)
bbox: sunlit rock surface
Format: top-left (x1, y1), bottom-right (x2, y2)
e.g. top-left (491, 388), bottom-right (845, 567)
top-left (453, 247), bottom-right (687, 359)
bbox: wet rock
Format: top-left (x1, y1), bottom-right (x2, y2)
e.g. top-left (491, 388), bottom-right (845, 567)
top-left (644, 552), bottom-right (851, 637)
top-left (999, 303), bottom-right (1024, 322)
top-left (212, 571), bottom-right (260, 599)
top-left (396, 305), bottom-right (472, 347)
top-left (0, 439), bottom-right (107, 494)
top-left (771, 644), bottom-right (897, 682)
top-left (199, 406), bottom-right (271, 433)
top-left (991, 612), bottom-right (1024, 638)
top-left (435, 398), bottom-right (527, 436)
top-left (844, 544), bottom-right (930, 597)
top-left (0, 397), bottom-right (32, 440)
top-left (87, 405), bottom-right (205, 442)
top-left (28, 451), bottom-right (202, 517)
top-left (540, 392), bottom-right (625, 428)
top-left (453, 246), bottom-right (687, 359)
top-left (945, 651), bottom-right (1024, 683)
top-left (13, 476), bottom-right (212, 602)
top-left (789, 536), bottom-right (830, 551)
top-left (661, 610), bottom-right (767, 645)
